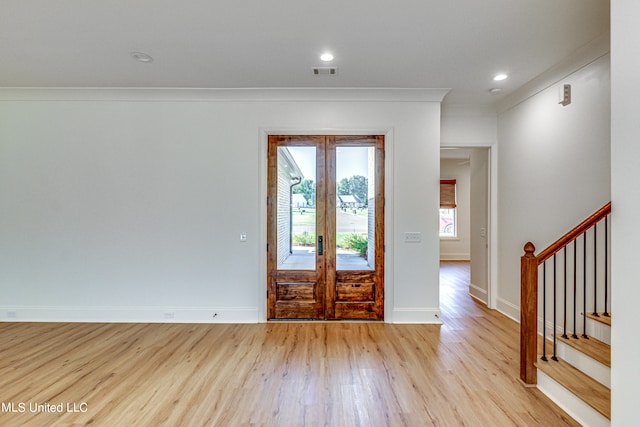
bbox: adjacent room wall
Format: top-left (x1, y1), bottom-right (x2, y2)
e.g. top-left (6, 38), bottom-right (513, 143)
top-left (496, 39), bottom-right (611, 320)
top-left (0, 89), bottom-right (445, 323)
top-left (439, 158), bottom-right (470, 261)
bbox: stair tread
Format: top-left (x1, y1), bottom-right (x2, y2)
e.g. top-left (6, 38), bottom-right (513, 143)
top-left (556, 334), bottom-right (611, 367)
top-left (584, 312), bottom-right (612, 327)
top-left (536, 357), bottom-right (610, 420)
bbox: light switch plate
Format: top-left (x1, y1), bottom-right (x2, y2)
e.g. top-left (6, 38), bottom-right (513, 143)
top-left (404, 232), bottom-right (421, 243)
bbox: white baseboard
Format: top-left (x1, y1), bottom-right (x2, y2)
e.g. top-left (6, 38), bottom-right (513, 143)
top-left (0, 306), bottom-right (260, 323)
top-left (537, 369), bottom-right (610, 427)
top-left (469, 283), bottom-right (488, 304)
top-left (391, 308), bottom-right (442, 324)
top-left (496, 297), bottom-right (520, 323)
top-left (439, 254), bottom-right (470, 261)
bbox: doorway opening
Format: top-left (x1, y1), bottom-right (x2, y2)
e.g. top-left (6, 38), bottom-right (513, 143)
top-left (439, 147), bottom-right (491, 307)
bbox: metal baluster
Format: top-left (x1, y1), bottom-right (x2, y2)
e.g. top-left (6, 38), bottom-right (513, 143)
top-left (604, 216), bottom-right (610, 317)
top-left (582, 231), bottom-right (589, 339)
top-left (552, 254), bottom-right (558, 361)
top-left (541, 261), bottom-right (548, 362)
top-left (593, 223), bottom-right (599, 317)
top-left (572, 239), bottom-right (578, 339)
top-left (562, 247), bottom-right (568, 339)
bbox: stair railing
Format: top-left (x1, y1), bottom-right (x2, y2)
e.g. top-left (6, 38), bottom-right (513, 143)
top-left (520, 202), bottom-right (611, 385)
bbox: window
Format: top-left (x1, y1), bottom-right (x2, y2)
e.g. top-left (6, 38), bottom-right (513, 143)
top-left (440, 179), bottom-right (456, 237)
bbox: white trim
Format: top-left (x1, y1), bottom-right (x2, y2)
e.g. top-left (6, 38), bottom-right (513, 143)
top-left (537, 369), bottom-right (610, 427)
top-left (391, 308), bottom-right (442, 324)
top-left (496, 297), bottom-right (520, 323)
top-left (488, 145), bottom-right (498, 309)
top-left (497, 33), bottom-right (610, 114)
top-left (469, 282), bottom-right (488, 304)
top-left (0, 306), bottom-right (259, 323)
top-left (258, 128), bottom-right (396, 323)
top-left (0, 87), bottom-right (450, 103)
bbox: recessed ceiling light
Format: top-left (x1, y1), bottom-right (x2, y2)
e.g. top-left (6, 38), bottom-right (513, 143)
top-left (493, 73), bottom-right (508, 81)
top-left (131, 51), bottom-right (154, 63)
top-left (489, 88), bottom-right (503, 94)
top-left (320, 53), bottom-right (334, 62)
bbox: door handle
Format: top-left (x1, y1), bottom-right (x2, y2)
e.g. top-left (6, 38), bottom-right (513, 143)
top-left (318, 235), bottom-right (323, 255)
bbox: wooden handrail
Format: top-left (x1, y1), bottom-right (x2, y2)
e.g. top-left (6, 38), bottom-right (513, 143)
top-left (520, 202), bottom-right (611, 385)
top-left (536, 202), bottom-right (611, 264)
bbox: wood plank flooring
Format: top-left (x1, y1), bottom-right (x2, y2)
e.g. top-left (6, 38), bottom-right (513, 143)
top-left (0, 262), bottom-right (579, 426)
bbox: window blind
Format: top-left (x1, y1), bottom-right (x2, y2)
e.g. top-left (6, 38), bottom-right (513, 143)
top-left (440, 179), bottom-right (457, 208)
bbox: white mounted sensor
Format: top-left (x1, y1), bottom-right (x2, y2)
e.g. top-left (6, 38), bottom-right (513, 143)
top-left (559, 84), bottom-right (571, 106)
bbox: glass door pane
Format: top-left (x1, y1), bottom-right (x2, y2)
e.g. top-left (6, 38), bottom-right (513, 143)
top-left (276, 145), bottom-right (316, 270)
top-left (335, 145), bottom-right (375, 271)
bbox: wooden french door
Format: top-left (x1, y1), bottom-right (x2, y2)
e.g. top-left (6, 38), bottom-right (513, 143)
top-left (267, 135), bottom-right (384, 320)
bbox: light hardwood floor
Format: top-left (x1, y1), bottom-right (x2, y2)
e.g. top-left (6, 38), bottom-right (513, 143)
top-left (0, 262), bottom-right (579, 426)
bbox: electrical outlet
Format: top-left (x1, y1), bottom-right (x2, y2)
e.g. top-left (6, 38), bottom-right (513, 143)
top-left (240, 232), bottom-right (247, 242)
top-left (404, 232), bottom-right (421, 243)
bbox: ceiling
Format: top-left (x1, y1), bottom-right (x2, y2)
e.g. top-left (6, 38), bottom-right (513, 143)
top-left (0, 0), bottom-right (609, 107)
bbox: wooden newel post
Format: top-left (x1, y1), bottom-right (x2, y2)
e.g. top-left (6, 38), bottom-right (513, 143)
top-left (520, 242), bottom-right (538, 385)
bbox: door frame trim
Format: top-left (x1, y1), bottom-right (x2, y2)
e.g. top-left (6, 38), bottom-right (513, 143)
top-left (258, 128), bottom-right (395, 322)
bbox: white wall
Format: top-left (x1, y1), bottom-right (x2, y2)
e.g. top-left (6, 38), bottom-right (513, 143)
top-left (439, 158), bottom-right (470, 260)
top-left (611, 1), bottom-right (640, 424)
top-left (496, 45), bottom-right (611, 320)
top-left (469, 148), bottom-right (489, 303)
top-left (0, 88), bottom-right (445, 323)
top-left (441, 105), bottom-right (497, 146)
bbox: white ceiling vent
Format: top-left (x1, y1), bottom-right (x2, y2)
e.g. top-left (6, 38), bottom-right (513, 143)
top-left (313, 67), bottom-right (338, 75)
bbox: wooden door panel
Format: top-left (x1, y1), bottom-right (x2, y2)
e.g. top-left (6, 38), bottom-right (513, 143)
top-left (336, 282), bottom-right (375, 302)
top-left (267, 135), bottom-right (325, 320)
top-left (326, 136), bottom-right (384, 320)
top-left (267, 135), bottom-right (384, 320)
top-left (334, 303), bottom-right (379, 319)
top-left (275, 301), bottom-right (323, 319)
top-left (276, 282), bottom-right (316, 301)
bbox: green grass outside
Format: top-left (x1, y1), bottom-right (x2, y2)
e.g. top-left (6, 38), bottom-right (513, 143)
top-left (293, 231), bottom-right (367, 250)
top-left (292, 207), bottom-right (368, 227)
top-left (292, 208), bottom-right (316, 226)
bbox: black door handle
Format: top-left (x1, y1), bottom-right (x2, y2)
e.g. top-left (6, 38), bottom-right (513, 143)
top-left (318, 235), bottom-right (323, 255)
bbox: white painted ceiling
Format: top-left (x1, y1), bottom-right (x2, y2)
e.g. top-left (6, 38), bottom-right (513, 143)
top-left (0, 0), bottom-right (609, 106)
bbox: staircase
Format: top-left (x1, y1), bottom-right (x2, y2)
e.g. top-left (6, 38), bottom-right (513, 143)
top-left (521, 203), bottom-right (611, 427)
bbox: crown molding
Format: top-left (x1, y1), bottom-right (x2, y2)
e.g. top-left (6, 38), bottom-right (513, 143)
top-left (0, 87), bottom-right (450, 103)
